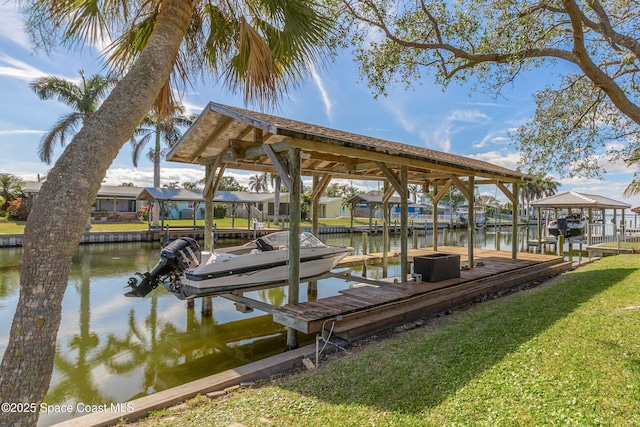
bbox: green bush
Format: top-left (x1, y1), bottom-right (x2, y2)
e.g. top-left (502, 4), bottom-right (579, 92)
top-left (213, 204), bottom-right (227, 219)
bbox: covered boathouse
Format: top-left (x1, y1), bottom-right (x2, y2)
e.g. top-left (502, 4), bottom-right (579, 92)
top-left (166, 102), bottom-right (566, 346)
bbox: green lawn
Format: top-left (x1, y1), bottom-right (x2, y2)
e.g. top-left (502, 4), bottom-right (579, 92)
top-left (598, 240), bottom-right (640, 250)
top-left (0, 218), bottom-right (26, 234)
top-left (0, 217), bottom-right (382, 234)
top-left (134, 255), bottom-right (640, 427)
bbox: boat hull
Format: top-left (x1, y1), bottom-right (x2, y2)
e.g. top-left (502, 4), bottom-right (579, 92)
top-left (175, 247), bottom-right (352, 298)
top-left (547, 219), bottom-right (587, 238)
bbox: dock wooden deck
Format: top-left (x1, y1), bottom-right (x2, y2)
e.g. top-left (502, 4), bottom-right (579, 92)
top-left (272, 247), bottom-right (573, 341)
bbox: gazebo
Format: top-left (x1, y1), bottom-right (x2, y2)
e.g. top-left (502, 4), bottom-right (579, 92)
top-left (167, 102), bottom-right (531, 348)
top-left (529, 191), bottom-right (631, 246)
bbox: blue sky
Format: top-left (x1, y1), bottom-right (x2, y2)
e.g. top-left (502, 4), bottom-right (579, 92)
top-left (1, 2), bottom-right (640, 210)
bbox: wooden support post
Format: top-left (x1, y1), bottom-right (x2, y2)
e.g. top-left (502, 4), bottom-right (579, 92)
top-left (286, 147), bottom-right (301, 351)
top-left (412, 229), bottom-right (418, 249)
top-left (247, 203), bottom-right (251, 230)
top-left (512, 182), bottom-right (519, 259)
top-left (587, 207), bottom-right (593, 246)
top-left (432, 186), bottom-right (439, 251)
top-left (496, 230), bottom-right (501, 251)
top-left (383, 181), bottom-right (389, 269)
top-left (467, 176), bottom-right (475, 269)
top-left (312, 175), bottom-right (320, 237)
top-left (537, 207), bottom-right (542, 251)
top-left (307, 280), bottom-right (318, 300)
top-left (362, 232), bottom-right (369, 255)
top-left (204, 155), bottom-right (224, 251)
top-left (400, 166), bottom-right (408, 282)
top-left (201, 297), bottom-right (213, 317)
top-left (558, 235), bottom-right (565, 256)
top-left (204, 163), bottom-right (214, 251)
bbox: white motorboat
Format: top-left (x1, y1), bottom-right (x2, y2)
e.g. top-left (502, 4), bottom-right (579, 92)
top-left (547, 215), bottom-right (587, 238)
top-left (457, 206), bottom-right (487, 229)
top-left (126, 231), bottom-right (353, 299)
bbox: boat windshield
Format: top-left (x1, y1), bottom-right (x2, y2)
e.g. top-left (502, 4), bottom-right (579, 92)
top-left (261, 232), bottom-right (326, 249)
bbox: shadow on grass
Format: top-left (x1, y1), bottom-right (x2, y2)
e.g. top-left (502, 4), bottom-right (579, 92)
top-left (282, 264), bottom-right (637, 415)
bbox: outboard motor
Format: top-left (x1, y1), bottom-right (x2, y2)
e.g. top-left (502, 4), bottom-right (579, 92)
top-left (125, 237), bottom-right (201, 297)
top-left (556, 218), bottom-right (568, 238)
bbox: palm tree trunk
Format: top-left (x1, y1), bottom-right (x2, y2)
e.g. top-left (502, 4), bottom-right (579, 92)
top-left (0, 2), bottom-right (195, 425)
top-left (152, 131), bottom-right (162, 226)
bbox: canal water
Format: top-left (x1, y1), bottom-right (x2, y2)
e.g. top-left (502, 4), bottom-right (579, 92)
top-left (0, 227), bottom-right (534, 426)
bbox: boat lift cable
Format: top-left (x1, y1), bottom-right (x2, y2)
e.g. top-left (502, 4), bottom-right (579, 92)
top-left (315, 316), bottom-right (349, 367)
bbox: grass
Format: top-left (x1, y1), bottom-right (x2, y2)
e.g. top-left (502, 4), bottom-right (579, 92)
top-left (0, 217), bottom-right (380, 234)
top-left (0, 218), bottom-right (26, 234)
top-left (598, 240), bottom-right (640, 250)
top-left (130, 255), bottom-right (640, 427)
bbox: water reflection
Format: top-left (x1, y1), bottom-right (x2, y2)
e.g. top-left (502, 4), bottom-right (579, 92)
top-left (0, 228), bottom-right (541, 426)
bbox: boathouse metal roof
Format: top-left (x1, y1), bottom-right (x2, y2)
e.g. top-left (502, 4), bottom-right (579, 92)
top-left (138, 188), bottom-right (204, 202)
top-left (167, 102), bottom-right (530, 184)
top-left (529, 191), bottom-right (631, 210)
top-left (346, 194), bottom-right (402, 205)
top-left (213, 190), bottom-right (272, 204)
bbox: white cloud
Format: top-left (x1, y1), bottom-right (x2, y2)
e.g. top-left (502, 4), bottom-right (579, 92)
top-left (103, 167), bottom-right (205, 187)
top-left (0, 3), bottom-right (30, 49)
top-left (0, 129), bottom-right (44, 135)
top-left (388, 104), bottom-right (417, 134)
top-left (421, 109), bottom-right (490, 152)
top-left (448, 109), bottom-right (490, 123)
top-left (0, 53), bottom-right (50, 82)
top-left (468, 150), bottom-right (521, 170)
top-left (462, 101), bottom-right (507, 108)
top-left (309, 63), bottom-right (333, 122)
top-left (421, 127), bottom-right (451, 152)
top-left (472, 132), bottom-right (511, 148)
top-left (182, 99), bottom-right (206, 117)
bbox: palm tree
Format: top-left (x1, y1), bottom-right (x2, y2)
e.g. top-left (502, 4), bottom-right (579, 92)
top-left (131, 104), bottom-right (194, 188)
top-left (249, 173), bottom-right (269, 193)
top-left (539, 176), bottom-right (560, 198)
top-left (520, 180), bottom-right (541, 218)
top-left (624, 178), bottom-right (640, 198)
top-left (29, 70), bottom-right (118, 164)
top-left (408, 185), bottom-right (419, 203)
top-left (3, 2), bottom-right (332, 424)
top-left (624, 152), bottom-right (640, 197)
top-left (0, 174), bottom-right (24, 211)
top-left (131, 103), bottom-right (194, 225)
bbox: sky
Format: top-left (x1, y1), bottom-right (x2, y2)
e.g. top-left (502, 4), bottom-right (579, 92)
top-left (1, 2), bottom-right (640, 211)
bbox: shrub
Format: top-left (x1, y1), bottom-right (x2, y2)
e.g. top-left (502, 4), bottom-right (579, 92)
top-left (138, 204), bottom-right (149, 221)
top-left (214, 204), bottom-right (227, 219)
top-left (7, 198), bottom-right (29, 220)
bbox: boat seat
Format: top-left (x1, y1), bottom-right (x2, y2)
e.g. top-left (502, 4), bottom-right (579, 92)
top-left (256, 238), bottom-right (275, 252)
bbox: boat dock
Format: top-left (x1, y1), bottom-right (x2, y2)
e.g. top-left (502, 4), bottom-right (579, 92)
top-left (224, 247), bottom-right (573, 343)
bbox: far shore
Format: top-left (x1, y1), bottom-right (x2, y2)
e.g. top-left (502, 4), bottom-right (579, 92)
top-left (0, 216), bottom-right (482, 235)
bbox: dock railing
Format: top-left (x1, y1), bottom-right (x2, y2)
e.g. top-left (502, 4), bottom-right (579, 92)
top-left (588, 223), bottom-right (640, 251)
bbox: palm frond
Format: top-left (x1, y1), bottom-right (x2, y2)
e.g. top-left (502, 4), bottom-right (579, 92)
top-left (623, 178), bottom-right (640, 198)
top-left (233, 18), bottom-right (280, 105)
top-left (104, 10), bottom-right (159, 75)
top-left (29, 75), bottom-right (84, 109)
top-left (39, 112), bottom-right (84, 164)
top-left (130, 131), bottom-right (155, 167)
